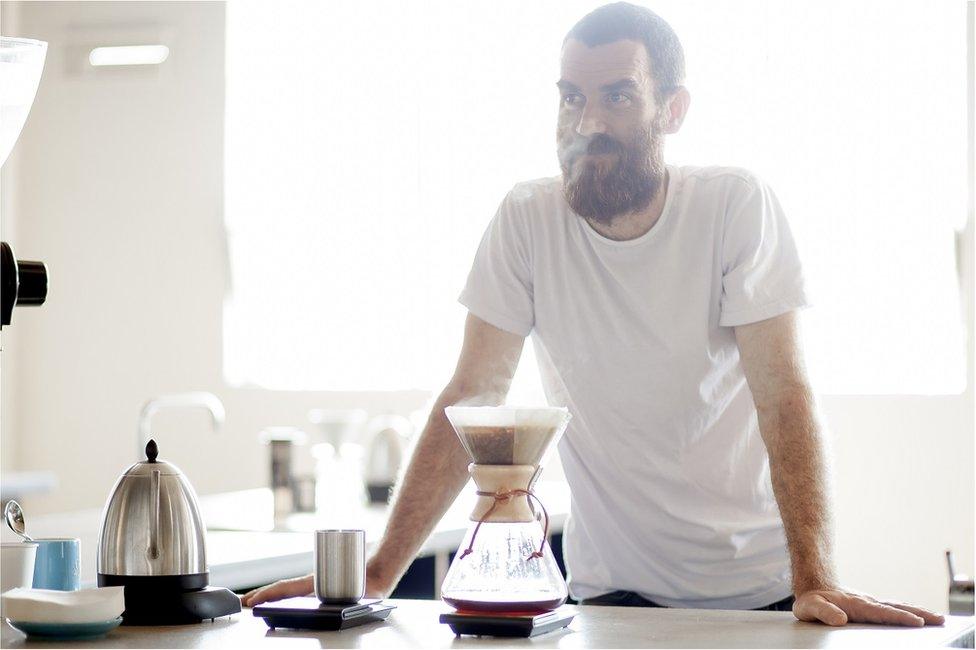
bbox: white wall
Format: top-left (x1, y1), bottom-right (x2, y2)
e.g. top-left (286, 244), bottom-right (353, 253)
top-left (0, 0), bottom-right (430, 506)
top-left (0, 1), bottom-right (971, 613)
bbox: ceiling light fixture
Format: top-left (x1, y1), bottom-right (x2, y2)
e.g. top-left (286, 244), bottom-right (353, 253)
top-left (88, 45), bottom-right (169, 67)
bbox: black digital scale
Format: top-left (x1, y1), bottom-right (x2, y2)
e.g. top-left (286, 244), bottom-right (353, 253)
top-left (252, 597), bottom-right (395, 631)
top-left (439, 607), bottom-right (577, 638)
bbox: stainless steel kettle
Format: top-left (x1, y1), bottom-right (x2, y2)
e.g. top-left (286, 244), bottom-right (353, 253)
top-left (98, 439), bottom-right (207, 578)
top-left (97, 439), bottom-right (240, 625)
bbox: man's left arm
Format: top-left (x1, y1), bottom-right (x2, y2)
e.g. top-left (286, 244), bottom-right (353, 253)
top-left (734, 311), bottom-right (945, 627)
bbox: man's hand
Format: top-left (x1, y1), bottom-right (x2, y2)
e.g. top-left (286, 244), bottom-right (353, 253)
top-left (793, 589), bottom-right (945, 627)
top-left (241, 575), bottom-right (313, 608)
top-left (240, 572), bottom-right (393, 608)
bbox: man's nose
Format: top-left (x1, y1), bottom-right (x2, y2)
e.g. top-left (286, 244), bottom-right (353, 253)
top-left (576, 104), bottom-right (609, 137)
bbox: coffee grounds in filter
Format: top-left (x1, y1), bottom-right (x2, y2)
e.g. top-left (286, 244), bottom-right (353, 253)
top-left (459, 426), bottom-right (515, 464)
top-left (456, 425), bottom-right (557, 465)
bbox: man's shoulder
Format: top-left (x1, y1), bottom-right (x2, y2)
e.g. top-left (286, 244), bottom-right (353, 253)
top-left (680, 165), bottom-right (764, 202)
top-left (506, 175), bottom-right (564, 207)
top-left (491, 176), bottom-right (567, 236)
top-left (670, 166), bottom-right (772, 233)
top-left (678, 164), bottom-right (765, 194)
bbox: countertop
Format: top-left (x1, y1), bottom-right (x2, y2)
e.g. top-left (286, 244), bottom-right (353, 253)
top-left (4, 482), bottom-right (570, 591)
top-left (1, 600), bottom-right (973, 648)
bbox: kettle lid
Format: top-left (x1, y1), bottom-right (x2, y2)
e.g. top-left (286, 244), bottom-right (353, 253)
top-left (122, 439), bottom-right (184, 476)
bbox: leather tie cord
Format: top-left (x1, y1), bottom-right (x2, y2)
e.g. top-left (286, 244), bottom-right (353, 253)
top-left (458, 488), bottom-right (550, 561)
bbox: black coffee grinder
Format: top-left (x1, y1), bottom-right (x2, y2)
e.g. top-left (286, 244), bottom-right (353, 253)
top-left (1, 241), bottom-right (48, 330)
top-left (1, 37), bottom-right (49, 332)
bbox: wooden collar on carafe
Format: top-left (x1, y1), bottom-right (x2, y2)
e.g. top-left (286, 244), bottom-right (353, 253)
top-left (468, 464), bottom-right (536, 523)
top-left (461, 463), bottom-right (551, 561)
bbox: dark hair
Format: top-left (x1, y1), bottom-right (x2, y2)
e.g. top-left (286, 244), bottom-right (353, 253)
top-left (565, 2), bottom-right (685, 101)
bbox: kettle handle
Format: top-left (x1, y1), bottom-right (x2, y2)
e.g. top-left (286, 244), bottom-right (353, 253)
top-left (148, 469), bottom-right (160, 560)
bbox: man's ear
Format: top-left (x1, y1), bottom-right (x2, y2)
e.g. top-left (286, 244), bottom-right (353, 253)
top-left (662, 86), bottom-right (691, 134)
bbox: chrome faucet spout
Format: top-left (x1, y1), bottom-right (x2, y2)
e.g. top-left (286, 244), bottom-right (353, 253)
top-left (137, 392), bottom-right (226, 460)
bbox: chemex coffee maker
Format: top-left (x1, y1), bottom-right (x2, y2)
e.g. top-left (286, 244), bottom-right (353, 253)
top-left (97, 439), bottom-right (241, 624)
top-left (439, 406), bottom-right (577, 638)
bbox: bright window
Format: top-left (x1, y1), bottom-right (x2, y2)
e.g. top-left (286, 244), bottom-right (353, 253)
top-left (224, 1), bottom-right (968, 396)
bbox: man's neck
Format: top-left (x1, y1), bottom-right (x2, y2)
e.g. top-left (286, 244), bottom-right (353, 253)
top-left (584, 169), bottom-right (670, 242)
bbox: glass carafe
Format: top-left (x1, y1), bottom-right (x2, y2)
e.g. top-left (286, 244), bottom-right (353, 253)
top-left (441, 520), bottom-right (567, 612)
top-left (440, 406), bottom-right (571, 613)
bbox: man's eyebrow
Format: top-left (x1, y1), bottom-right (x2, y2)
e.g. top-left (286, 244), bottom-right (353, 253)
top-left (556, 79), bottom-right (581, 93)
top-left (599, 78), bottom-right (640, 93)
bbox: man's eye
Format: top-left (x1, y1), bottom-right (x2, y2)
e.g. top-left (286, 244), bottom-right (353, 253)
top-left (606, 92), bottom-right (630, 105)
top-left (561, 93), bottom-right (583, 107)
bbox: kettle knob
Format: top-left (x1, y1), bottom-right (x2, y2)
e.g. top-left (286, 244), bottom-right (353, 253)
top-left (146, 439), bottom-right (158, 463)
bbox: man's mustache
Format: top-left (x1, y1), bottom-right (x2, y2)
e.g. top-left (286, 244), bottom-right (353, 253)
top-left (560, 133), bottom-right (625, 164)
top-left (584, 134), bottom-right (623, 155)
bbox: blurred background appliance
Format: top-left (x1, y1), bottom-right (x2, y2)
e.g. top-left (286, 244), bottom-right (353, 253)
top-left (947, 550), bottom-right (975, 615)
top-left (363, 414), bottom-right (412, 504)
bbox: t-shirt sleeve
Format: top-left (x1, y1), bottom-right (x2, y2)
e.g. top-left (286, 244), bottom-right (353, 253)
top-left (458, 189), bottom-right (534, 336)
top-left (719, 174), bottom-right (809, 327)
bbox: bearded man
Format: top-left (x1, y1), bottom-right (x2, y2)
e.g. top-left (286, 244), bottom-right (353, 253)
top-left (244, 2), bottom-right (943, 626)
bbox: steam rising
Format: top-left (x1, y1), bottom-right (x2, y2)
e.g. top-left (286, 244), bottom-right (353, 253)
top-left (452, 337), bottom-right (524, 407)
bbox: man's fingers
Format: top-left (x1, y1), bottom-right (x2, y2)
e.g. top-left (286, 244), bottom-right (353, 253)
top-left (796, 590), bottom-right (941, 628)
top-left (242, 584), bottom-right (280, 607)
top-left (833, 594), bottom-right (924, 627)
top-left (241, 576), bottom-right (315, 608)
top-left (794, 594), bottom-right (848, 626)
top-left (240, 586), bottom-right (267, 607)
top-left (882, 601), bottom-right (945, 626)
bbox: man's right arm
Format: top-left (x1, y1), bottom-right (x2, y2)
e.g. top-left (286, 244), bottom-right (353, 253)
top-left (241, 313), bottom-right (525, 606)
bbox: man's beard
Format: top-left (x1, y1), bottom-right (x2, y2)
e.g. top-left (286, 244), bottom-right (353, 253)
top-left (558, 123), bottom-right (666, 224)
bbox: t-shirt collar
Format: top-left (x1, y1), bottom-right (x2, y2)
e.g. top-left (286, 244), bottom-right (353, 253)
top-left (577, 164), bottom-right (679, 248)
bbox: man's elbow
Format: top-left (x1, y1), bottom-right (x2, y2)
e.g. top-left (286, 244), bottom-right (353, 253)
top-left (755, 383), bottom-right (819, 446)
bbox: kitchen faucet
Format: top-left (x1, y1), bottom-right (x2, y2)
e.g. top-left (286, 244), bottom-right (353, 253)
top-left (137, 392), bottom-right (226, 460)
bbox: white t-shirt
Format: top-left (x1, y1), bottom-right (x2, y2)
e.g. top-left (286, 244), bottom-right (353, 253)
top-left (458, 164), bottom-right (809, 609)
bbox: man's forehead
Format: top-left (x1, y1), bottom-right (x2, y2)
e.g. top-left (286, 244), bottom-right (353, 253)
top-left (559, 39), bottom-right (652, 87)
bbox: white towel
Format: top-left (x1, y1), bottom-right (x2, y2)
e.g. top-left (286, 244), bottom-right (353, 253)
top-left (1, 586), bottom-right (125, 623)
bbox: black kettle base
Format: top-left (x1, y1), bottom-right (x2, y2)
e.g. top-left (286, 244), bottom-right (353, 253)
top-left (98, 574), bottom-right (242, 625)
top-left (119, 586), bottom-right (242, 625)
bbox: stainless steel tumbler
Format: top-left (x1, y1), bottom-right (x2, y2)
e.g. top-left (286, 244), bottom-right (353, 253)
top-left (314, 529), bottom-right (366, 603)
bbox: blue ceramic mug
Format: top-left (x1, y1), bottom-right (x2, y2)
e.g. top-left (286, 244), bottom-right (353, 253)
top-left (31, 538), bottom-right (80, 591)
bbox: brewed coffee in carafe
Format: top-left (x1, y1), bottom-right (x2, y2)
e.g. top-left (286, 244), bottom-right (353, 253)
top-left (440, 406), bottom-right (572, 613)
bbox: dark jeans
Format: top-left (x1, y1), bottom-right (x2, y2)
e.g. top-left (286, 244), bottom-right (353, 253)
top-left (580, 590), bottom-right (795, 612)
